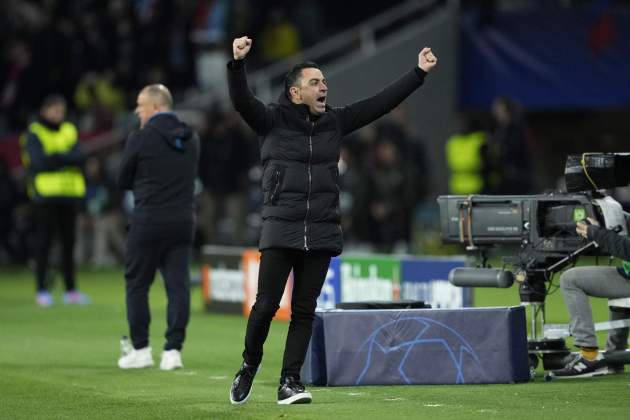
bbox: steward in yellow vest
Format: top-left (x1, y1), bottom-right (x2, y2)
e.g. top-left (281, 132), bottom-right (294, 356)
top-left (445, 130), bottom-right (488, 195)
top-left (21, 119), bottom-right (85, 202)
top-left (19, 95), bottom-right (89, 306)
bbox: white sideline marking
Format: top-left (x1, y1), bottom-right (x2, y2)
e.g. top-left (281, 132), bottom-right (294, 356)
top-left (384, 397), bottom-right (405, 401)
top-left (347, 392), bottom-right (365, 396)
top-left (175, 371), bottom-right (197, 376)
top-left (424, 404), bottom-right (443, 407)
top-left (208, 375), bottom-right (228, 380)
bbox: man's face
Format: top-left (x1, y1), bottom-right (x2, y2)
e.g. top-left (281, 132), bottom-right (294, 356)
top-left (292, 67), bottom-right (328, 116)
top-left (135, 90), bottom-right (156, 128)
top-left (41, 103), bottom-right (66, 124)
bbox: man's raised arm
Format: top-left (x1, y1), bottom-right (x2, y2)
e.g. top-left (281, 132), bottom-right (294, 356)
top-left (337, 47), bottom-right (438, 135)
top-left (227, 37), bottom-right (273, 135)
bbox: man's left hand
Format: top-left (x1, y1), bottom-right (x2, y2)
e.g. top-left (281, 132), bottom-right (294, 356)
top-left (418, 47), bottom-right (437, 72)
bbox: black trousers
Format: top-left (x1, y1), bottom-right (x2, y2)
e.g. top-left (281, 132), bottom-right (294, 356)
top-left (124, 222), bottom-right (193, 351)
top-left (34, 202), bottom-right (78, 292)
top-left (243, 248), bottom-right (332, 380)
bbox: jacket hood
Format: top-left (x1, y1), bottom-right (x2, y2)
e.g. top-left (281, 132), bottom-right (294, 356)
top-left (145, 112), bottom-right (192, 152)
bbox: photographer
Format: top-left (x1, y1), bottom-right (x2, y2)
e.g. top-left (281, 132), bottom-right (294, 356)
top-left (551, 217), bottom-right (630, 378)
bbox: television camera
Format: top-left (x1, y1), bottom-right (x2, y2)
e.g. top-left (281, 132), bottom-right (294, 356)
top-left (438, 153), bottom-right (630, 373)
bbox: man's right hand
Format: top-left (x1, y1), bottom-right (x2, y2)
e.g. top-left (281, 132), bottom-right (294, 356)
top-left (576, 217), bottom-right (599, 239)
top-left (233, 37), bottom-right (252, 60)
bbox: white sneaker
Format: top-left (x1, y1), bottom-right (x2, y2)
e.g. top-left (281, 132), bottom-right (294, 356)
top-left (160, 349), bottom-right (183, 371)
top-left (118, 347), bottom-right (154, 369)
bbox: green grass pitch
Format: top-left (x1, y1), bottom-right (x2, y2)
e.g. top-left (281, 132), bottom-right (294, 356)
top-left (1, 264), bottom-right (629, 419)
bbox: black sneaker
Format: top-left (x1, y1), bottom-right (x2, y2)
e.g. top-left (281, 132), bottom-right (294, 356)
top-left (230, 362), bottom-right (258, 405)
top-left (549, 355), bottom-right (608, 379)
top-left (560, 352), bottom-right (580, 366)
top-left (277, 376), bottom-right (312, 405)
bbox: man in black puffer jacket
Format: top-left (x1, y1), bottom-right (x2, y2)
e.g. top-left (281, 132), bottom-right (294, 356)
top-left (227, 36), bottom-right (438, 405)
top-left (117, 84), bottom-right (199, 372)
top-left (550, 216), bottom-right (630, 379)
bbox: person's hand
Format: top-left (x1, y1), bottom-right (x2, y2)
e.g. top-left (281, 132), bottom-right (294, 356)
top-left (576, 217), bottom-right (599, 239)
top-left (233, 37), bottom-right (252, 60)
top-left (418, 47), bottom-right (437, 72)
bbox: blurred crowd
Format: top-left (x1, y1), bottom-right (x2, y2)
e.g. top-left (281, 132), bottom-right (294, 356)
top-left (0, 0), bottom-right (541, 268)
top-left (1, 94), bottom-right (537, 267)
top-left (0, 101), bottom-right (438, 266)
top-left (446, 97), bottom-right (535, 197)
top-left (0, 0), bottom-right (403, 133)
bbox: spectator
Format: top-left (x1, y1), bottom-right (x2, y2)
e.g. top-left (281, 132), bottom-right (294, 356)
top-left (20, 94), bottom-right (89, 306)
top-left (74, 71), bottom-right (126, 131)
top-left (76, 155), bottom-right (125, 267)
top-left (489, 96), bottom-right (533, 194)
top-left (292, 0), bottom-right (325, 48)
top-left (259, 8), bottom-right (301, 64)
top-left (445, 114), bottom-right (490, 195)
top-left (0, 158), bottom-right (23, 264)
top-left (0, 40), bottom-right (37, 130)
top-left (198, 107), bottom-right (256, 245)
top-left (365, 136), bottom-right (418, 253)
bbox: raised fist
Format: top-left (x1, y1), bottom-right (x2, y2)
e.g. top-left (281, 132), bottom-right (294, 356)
top-left (233, 37), bottom-right (252, 60)
top-left (418, 47), bottom-right (437, 73)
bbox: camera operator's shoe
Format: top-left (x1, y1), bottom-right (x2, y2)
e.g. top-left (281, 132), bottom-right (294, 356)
top-left (560, 352), bottom-right (580, 365)
top-left (277, 376), bottom-right (312, 405)
top-left (118, 347), bottom-right (154, 369)
top-left (230, 362), bottom-right (258, 405)
top-left (549, 353), bottom-right (608, 379)
top-left (160, 350), bottom-right (183, 371)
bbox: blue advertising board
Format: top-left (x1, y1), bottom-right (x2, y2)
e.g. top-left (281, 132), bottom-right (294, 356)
top-left (401, 257), bottom-right (470, 308)
top-left (317, 257), bottom-right (341, 309)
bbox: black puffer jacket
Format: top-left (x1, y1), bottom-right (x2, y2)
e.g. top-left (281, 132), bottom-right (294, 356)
top-left (227, 59), bottom-right (427, 255)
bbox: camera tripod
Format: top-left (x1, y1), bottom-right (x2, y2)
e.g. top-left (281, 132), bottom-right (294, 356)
top-left (517, 240), bottom-right (630, 376)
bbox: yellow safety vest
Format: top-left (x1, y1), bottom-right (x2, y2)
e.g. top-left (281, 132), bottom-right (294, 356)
top-left (20, 121), bottom-right (86, 199)
top-left (446, 131), bottom-right (487, 194)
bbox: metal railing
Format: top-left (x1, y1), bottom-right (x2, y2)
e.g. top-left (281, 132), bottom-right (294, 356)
top-left (249, 0), bottom-right (445, 102)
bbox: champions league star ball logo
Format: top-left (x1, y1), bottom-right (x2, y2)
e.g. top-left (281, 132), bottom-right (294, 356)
top-left (354, 317), bottom-right (483, 385)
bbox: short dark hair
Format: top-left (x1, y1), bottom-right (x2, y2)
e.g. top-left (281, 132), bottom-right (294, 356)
top-left (284, 61), bottom-right (321, 100)
top-left (41, 94), bottom-right (66, 110)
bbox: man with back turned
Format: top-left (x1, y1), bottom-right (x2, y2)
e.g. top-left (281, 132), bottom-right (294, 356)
top-left (117, 84), bottom-right (199, 371)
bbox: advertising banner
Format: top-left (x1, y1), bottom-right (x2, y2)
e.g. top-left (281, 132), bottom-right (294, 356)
top-left (316, 257), bottom-right (341, 309)
top-left (200, 245), bottom-right (246, 313)
top-left (339, 256), bottom-right (401, 302)
top-left (400, 257), bottom-right (470, 308)
top-left (242, 249), bottom-right (292, 321)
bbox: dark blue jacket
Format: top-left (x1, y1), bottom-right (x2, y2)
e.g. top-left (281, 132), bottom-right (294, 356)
top-left (117, 113), bottom-right (200, 225)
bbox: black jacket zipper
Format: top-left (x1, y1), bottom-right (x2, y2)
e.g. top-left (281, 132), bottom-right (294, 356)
top-left (271, 169), bottom-right (281, 204)
top-left (304, 118), bottom-right (314, 250)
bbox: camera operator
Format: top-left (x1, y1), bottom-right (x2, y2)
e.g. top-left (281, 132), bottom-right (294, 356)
top-left (550, 217), bottom-right (630, 378)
